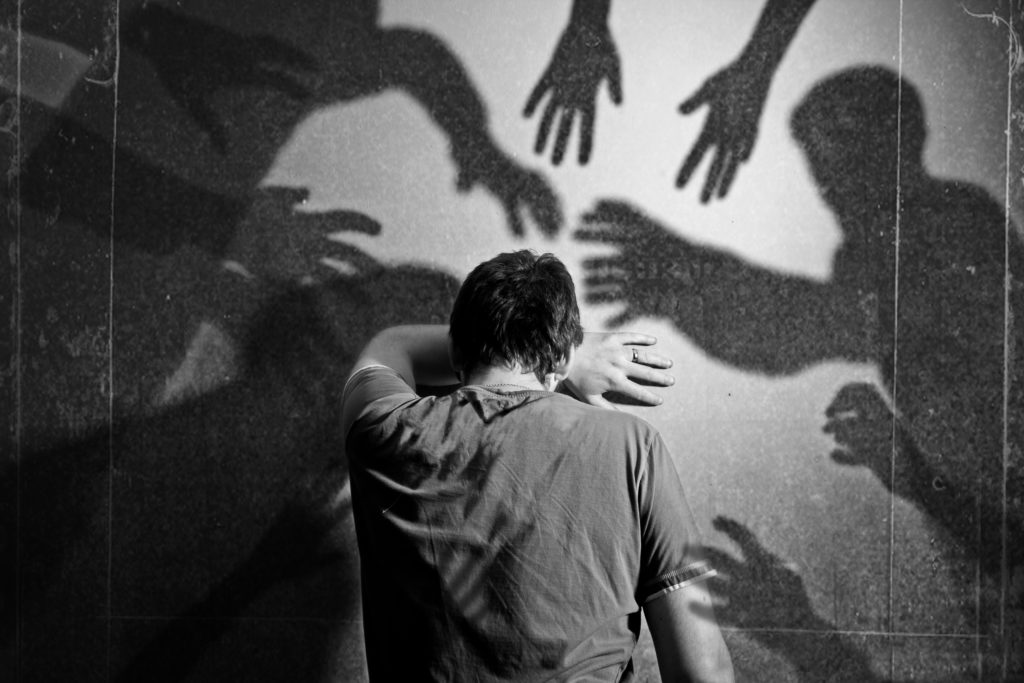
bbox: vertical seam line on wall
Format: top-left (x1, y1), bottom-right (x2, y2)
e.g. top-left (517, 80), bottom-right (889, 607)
top-left (13, 1), bottom-right (23, 679)
top-left (1000, 0), bottom-right (1015, 673)
top-left (890, 2), bottom-right (904, 680)
top-left (107, 1), bottom-right (121, 679)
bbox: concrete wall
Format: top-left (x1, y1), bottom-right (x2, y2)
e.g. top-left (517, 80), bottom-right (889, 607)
top-left (2, 0), bottom-right (1022, 680)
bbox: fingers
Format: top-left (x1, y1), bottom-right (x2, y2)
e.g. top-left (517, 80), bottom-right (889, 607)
top-left (581, 255), bottom-right (624, 272)
top-left (523, 177), bottom-right (563, 238)
top-left (551, 107), bottom-right (575, 166)
top-left (587, 394), bottom-right (619, 411)
top-left (583, 199), bottom-right (644, 226)
top-left (330, 211), bottom-right (382, 236)
top-left (535, 96), bottom-right (559, 156)
top-left (584, 288), bottom-right (624, 306)
top-left (602, 331), bottom-right (658, 347)
top-left (678, 81), bottom-right (710, 115)
top-left (627, 349), bottom-right (673, 372)
top-left (700, 145), bottom-right (727, 204)
top-left (505, 202), bottom-right (525, 238)
top-left (606, 309), bottom-right (637, 329)
top-left (715, 150), bottom-right (741, 200)
top-left (825, 382), bottom-right (876, 416)
top-left (574, 227), bottom-right (625, 246)
top-left (607, 380), bottom-right (663, 406)
top-left (675, 128), bottom-right (711, 189)
top-left (578, 104), bottom-right (595, 165)
top-left (712, 516), bottom-right (766, 561)
top-left (523, 77), bottom-right (549, 117)
top-left (607, 59), bottom-right (623, 105)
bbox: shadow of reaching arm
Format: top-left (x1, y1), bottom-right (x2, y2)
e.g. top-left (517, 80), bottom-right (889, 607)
top-left (676, 0), bottom-right (816, 201)
top-left (17, 114), bottom-right (246, 257)
top-left (227, 187), bottom-right (382, 285)
top-left (825, 382), bottom-right (1023, 578)
top-left (699, 516), bottom-right (882, 682)
top-left (523, 0), bottom-right (621, 166)
top-left (372, 27), bottom-right (562, 237)
top-left (121, 4), bottom-right (316, 153)
top-left (575, 199), bottom-right (873, 375)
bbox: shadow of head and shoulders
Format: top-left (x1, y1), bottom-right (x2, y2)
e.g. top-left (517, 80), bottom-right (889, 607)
top-left (791, 65), bottom-right (1013, 292)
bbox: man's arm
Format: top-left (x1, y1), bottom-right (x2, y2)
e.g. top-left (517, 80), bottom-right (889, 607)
top-left (645, 582), bottom-right (734, 683)
top-left (350, 324), bottom-right (458, 389)
top-left (350, 325), bottom-right (675, 406)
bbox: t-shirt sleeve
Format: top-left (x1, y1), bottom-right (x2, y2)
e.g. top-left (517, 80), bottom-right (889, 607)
top-left (340, 364), bottom-right (418, 441)
top-left (636, 431), bottom-right (717, 604)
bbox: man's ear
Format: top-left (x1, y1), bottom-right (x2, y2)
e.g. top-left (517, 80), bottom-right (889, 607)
top-left (448, 340), bottom-right (465, 381)
top-left (542, 346), bottom-right (576, 390)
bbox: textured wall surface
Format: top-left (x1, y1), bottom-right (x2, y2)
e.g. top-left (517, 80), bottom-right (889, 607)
top-left (2, 0), bottom-right (1022, 680)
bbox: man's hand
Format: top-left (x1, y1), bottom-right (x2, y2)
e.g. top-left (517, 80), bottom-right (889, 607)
top-left (676, 57), bottom-right (771, 202)
top-left (562, 332), bottom-right (673, 409)
top-left (523, 2), bottom-right (622, 166)
top-left (122, 4), bottom-right (316, 152)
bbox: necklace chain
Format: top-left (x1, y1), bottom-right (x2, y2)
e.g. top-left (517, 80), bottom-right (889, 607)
top-left (480, 383), bottom-right (533, 392)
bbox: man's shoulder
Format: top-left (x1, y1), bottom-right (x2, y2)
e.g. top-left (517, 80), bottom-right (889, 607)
top-left (544, 392), bottom-right (664, 442)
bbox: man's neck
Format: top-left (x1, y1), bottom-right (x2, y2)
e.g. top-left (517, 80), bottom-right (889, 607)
top-left (464, 364), bottom-right (547, 391)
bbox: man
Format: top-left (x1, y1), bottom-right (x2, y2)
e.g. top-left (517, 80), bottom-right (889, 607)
top-left (341, 250), bottom-right (733, 681)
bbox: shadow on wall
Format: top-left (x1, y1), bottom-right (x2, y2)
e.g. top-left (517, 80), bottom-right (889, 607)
top-left (577, 66), bottom-right (1024, 677)
top-left (3, 260), bottom-right (461, 681)
top-left (2, 0), bottom-right (531, 679)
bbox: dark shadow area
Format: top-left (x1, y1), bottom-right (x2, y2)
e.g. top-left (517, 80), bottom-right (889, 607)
top-left (696, 518), bottom-right (995, 682)
top-left (578, 65), bottom-right (1023, 636)
top-left (4, 258), bottom-right (461, 682)
top-left (4, 1), bottom-right (562, 677)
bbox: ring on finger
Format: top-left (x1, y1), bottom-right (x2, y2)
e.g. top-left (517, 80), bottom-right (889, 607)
top-left (631, 348), bottom-right (639, 364)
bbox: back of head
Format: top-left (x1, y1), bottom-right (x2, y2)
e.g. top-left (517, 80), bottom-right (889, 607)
top-left (449, 250), bottom-right (584, 376)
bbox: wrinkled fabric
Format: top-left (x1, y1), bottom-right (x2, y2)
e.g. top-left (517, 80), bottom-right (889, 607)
top-left (342, 365), bottom-right (713, 682)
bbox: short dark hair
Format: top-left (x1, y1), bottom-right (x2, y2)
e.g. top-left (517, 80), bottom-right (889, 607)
top-left (449, 250), bottom-right (584, 376)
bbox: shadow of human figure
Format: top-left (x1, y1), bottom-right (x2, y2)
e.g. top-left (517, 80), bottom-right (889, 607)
top-left (120, 1), bottom-right (561, 238)
top-left (677, 0), bottom-right (816, 202)
top-left (523, 0), bottom-right (621, 166)
top-left (699, 517), bottom-right (975, 682)
top-left (577, 65), bottom-right (1023, 632)
top-left (4, 253), bottom-right (463, 681)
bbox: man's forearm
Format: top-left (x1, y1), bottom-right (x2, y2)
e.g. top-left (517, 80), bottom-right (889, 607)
top-left (354, 325), bottom-right (458, 388)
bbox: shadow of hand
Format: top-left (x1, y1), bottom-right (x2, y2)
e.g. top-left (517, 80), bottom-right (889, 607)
top-left (123, 4), bottom-right (317, 152)
top-left (824, 382), bottom-right (895, 486)
top-left (235, 187), bottom-right (381, 284)
top-left (523, 16), bottom-right (622, 165)
top-left (575, 199), bottom-right (698, 327)
top-left (676, 58), bottom-right (771, 202)
top-left (453, 145), bottom-right (562, 237)
top-left (701, 516), bottom-right (820, 631)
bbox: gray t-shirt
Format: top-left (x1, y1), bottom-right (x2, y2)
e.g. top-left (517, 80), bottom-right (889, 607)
top-left (342, 365), bottom-right (714, 682)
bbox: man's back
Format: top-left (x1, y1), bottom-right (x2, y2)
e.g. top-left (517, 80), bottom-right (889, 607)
top-left (343, 366), bottom-right (713, 681)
